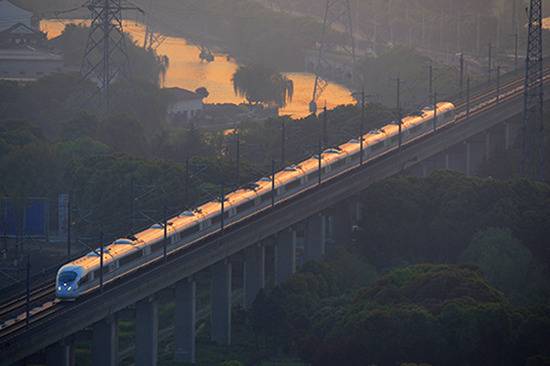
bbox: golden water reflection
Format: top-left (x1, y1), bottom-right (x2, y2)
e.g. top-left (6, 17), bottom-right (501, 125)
top-left (41, 19), bottom-right (355, 118)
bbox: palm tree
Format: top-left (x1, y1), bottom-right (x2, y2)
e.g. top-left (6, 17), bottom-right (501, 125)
top-left (232, 64), bottom-right (293, 108)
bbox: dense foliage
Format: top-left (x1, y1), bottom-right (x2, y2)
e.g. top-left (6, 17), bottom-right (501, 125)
top-left (251, 261), bottom-right (550, 366)
top-left (0, 66), bottom-right (393, 242)
top-left (232, 64), bottom-right (294, 107)
top-left (358, 173), bottom-right (550, 277)
top-left (247, 174), bottom-right (550, 366)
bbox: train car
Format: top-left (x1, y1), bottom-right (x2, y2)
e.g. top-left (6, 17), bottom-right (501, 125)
top-left (56, 102), bottom-right (456, 300)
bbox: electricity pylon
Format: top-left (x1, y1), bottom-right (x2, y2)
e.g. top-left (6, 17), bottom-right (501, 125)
top-left (143, 0), bottom-right (166, 51)
top-left (521, 0), bottom-right (544, 180)
top-left (81, 0), bottom-right (140, 113)
top-left (310, 0), bottom-right (356, 114)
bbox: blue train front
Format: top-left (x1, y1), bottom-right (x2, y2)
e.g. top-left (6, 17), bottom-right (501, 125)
top-left (56, 265), bottom-right (86, 300)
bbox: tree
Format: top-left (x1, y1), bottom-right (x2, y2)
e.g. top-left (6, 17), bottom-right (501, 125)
top-left (460, 228), bottom-right (533, 299)
top-left (232, 64), bottom-right (294, 107)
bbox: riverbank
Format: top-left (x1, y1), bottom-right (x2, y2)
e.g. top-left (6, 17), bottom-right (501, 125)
top-left (41, 19), bottom-right (355, 118)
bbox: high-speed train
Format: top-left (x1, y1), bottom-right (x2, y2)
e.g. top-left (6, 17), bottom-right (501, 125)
top-left (56, 102), bottom-right (456, 300)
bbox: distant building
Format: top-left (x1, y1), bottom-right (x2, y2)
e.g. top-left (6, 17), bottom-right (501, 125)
top-left (0, 48), bottom-right (63, 81)
top-left (0, 0), bottom-right (37, 32)
top-left (164, 87), bottom-right (205, 123)
top-left (0, 22), bottom-right (45, 48)
top-left (0, 0), bottom-right (63, 81)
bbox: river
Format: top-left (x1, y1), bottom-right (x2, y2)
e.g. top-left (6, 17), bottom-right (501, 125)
top-left (41, 19), bottom-right (355, 119)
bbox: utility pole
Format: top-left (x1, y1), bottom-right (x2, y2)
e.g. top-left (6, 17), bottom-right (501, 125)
top-left (513, 0), bottom-right (519, 71)
top-left (163, 205), bottom-right (168, 261)
top-left (360, 88), bottom-right (365, 165)
top-left (322, 105), bottom-right (328, 149)
top-left (459, 53), bottom-right (464, 96)
top-left (235, 127), bottom-right (240, 187)
top-left (522, 0), bottom-right (544, 180)
top-left (421, 8), bottom-right (426, 47)
top-left (488, 42), bottom-right (493, 83)
top-left (220, 184), bottom-right (225, 230)
top-left (456, 13), bottom-right (461, 52)
top-left (67, 196), bottom-right (71, 258)
top-left (271, 160), bottom-right (276, 208)
top-left (466, 76), bottom-right (471, 119)
top-left (514, 32), bottom-right (519, 72)
top-left (99, 230), bottom-right (104, 293)
top-left (476, 14), bottom-right (481, 56)
top-left (396, 77), bottom-right (402, 149)
top-left (184, 158), bottom-right (190, 207)
top-left (25, 254), bottom-right (30, 328)
top-left (496, 66), bottom-right (501, 103)
top-left (280, 119), bottom-right (286, 166)
top-left (130, 178), bottom-right (135, 232)
top-left (428, 63), bottom-right (433, 102)
top-left (317, 139), bottom-right (322, 185)
top-left (433, 91), bottom-right (438, 132)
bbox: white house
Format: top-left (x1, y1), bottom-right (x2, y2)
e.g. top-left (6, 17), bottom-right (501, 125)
top-left (0, 0), bottom-right (63, 81)
top-left (164, 87), bottom-right (205, 123)
top-left (0, 47), bottom-right (63, 81)
top-left (0, 0), bottom-right (36, 32)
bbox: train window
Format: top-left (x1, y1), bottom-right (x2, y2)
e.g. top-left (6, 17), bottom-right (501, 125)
top-left (410, 125), bottom-right (423, 134)
top-left (285, 180), bottom-right (301, 191)
top-left (151, 241), bottom-right (164, 252)
top-left (91, 268), bottom-right (106, 280)
top-left (370, 143), bottom-right (384, 152)
top-left (114, 238), bottom-right (134, 245)
top-left (180, 224), bottom-right (200, 237)
top-left (211, 213), bottom-right (229, 224)
top-left (211, 214), bottom-right (221, 224)
top-left (58, 271), bottom-right (77, 283)
top-left (237, 200), bottom-right (255, 214)
top-left (333, 159), bottom-right (346, 169)
top-left (306, 173), bottom-right (318, 182)
top-left (78, 275), bottom-right (89, 286)
top-left (119, 250), bottom-right (143, 266)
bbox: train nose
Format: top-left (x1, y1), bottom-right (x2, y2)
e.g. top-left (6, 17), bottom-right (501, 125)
top-left (57, 282), bottom-right (76, 298)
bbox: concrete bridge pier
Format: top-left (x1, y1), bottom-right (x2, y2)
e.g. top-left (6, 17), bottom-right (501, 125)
top-left (46, 339), bottom-right (74, 366)
top-left (332, 201), bottom-right (353, 247)
top-left (446, 143), bottom-right (468, 174)
top-left (420, 158), bottom-right (437, 177)
top-left (244, 244), bottom-right (265, 308)
top-left (444, 152), bottom-right (451, 170)
top-left (275, 228), bottom-right (296, 285)
top-left (406, 163), bottom-right (426, 177)
top-left (92, 315), bottom-right (118, 366)
top-left (489, 121), bottom-right (517, 153)
top-left (135, 297), bottom-right (158, 366)
top-left (484, 131), bottom-right (492, 162)
top-left (211, 259), bottom-right (232, 345)
top-left (174, 278), bottom-right (196, 364)
top-left (466, 136), bottom-right (486, 176)
top-left (304, 214), bottom-right (326, 262)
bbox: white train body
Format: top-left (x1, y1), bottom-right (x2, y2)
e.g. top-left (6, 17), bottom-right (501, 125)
top-left (56, 102), bottom-right (456, 300)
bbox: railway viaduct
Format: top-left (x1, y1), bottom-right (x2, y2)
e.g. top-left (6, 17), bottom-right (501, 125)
top-left (1, 71), bottom-right (549, 366)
